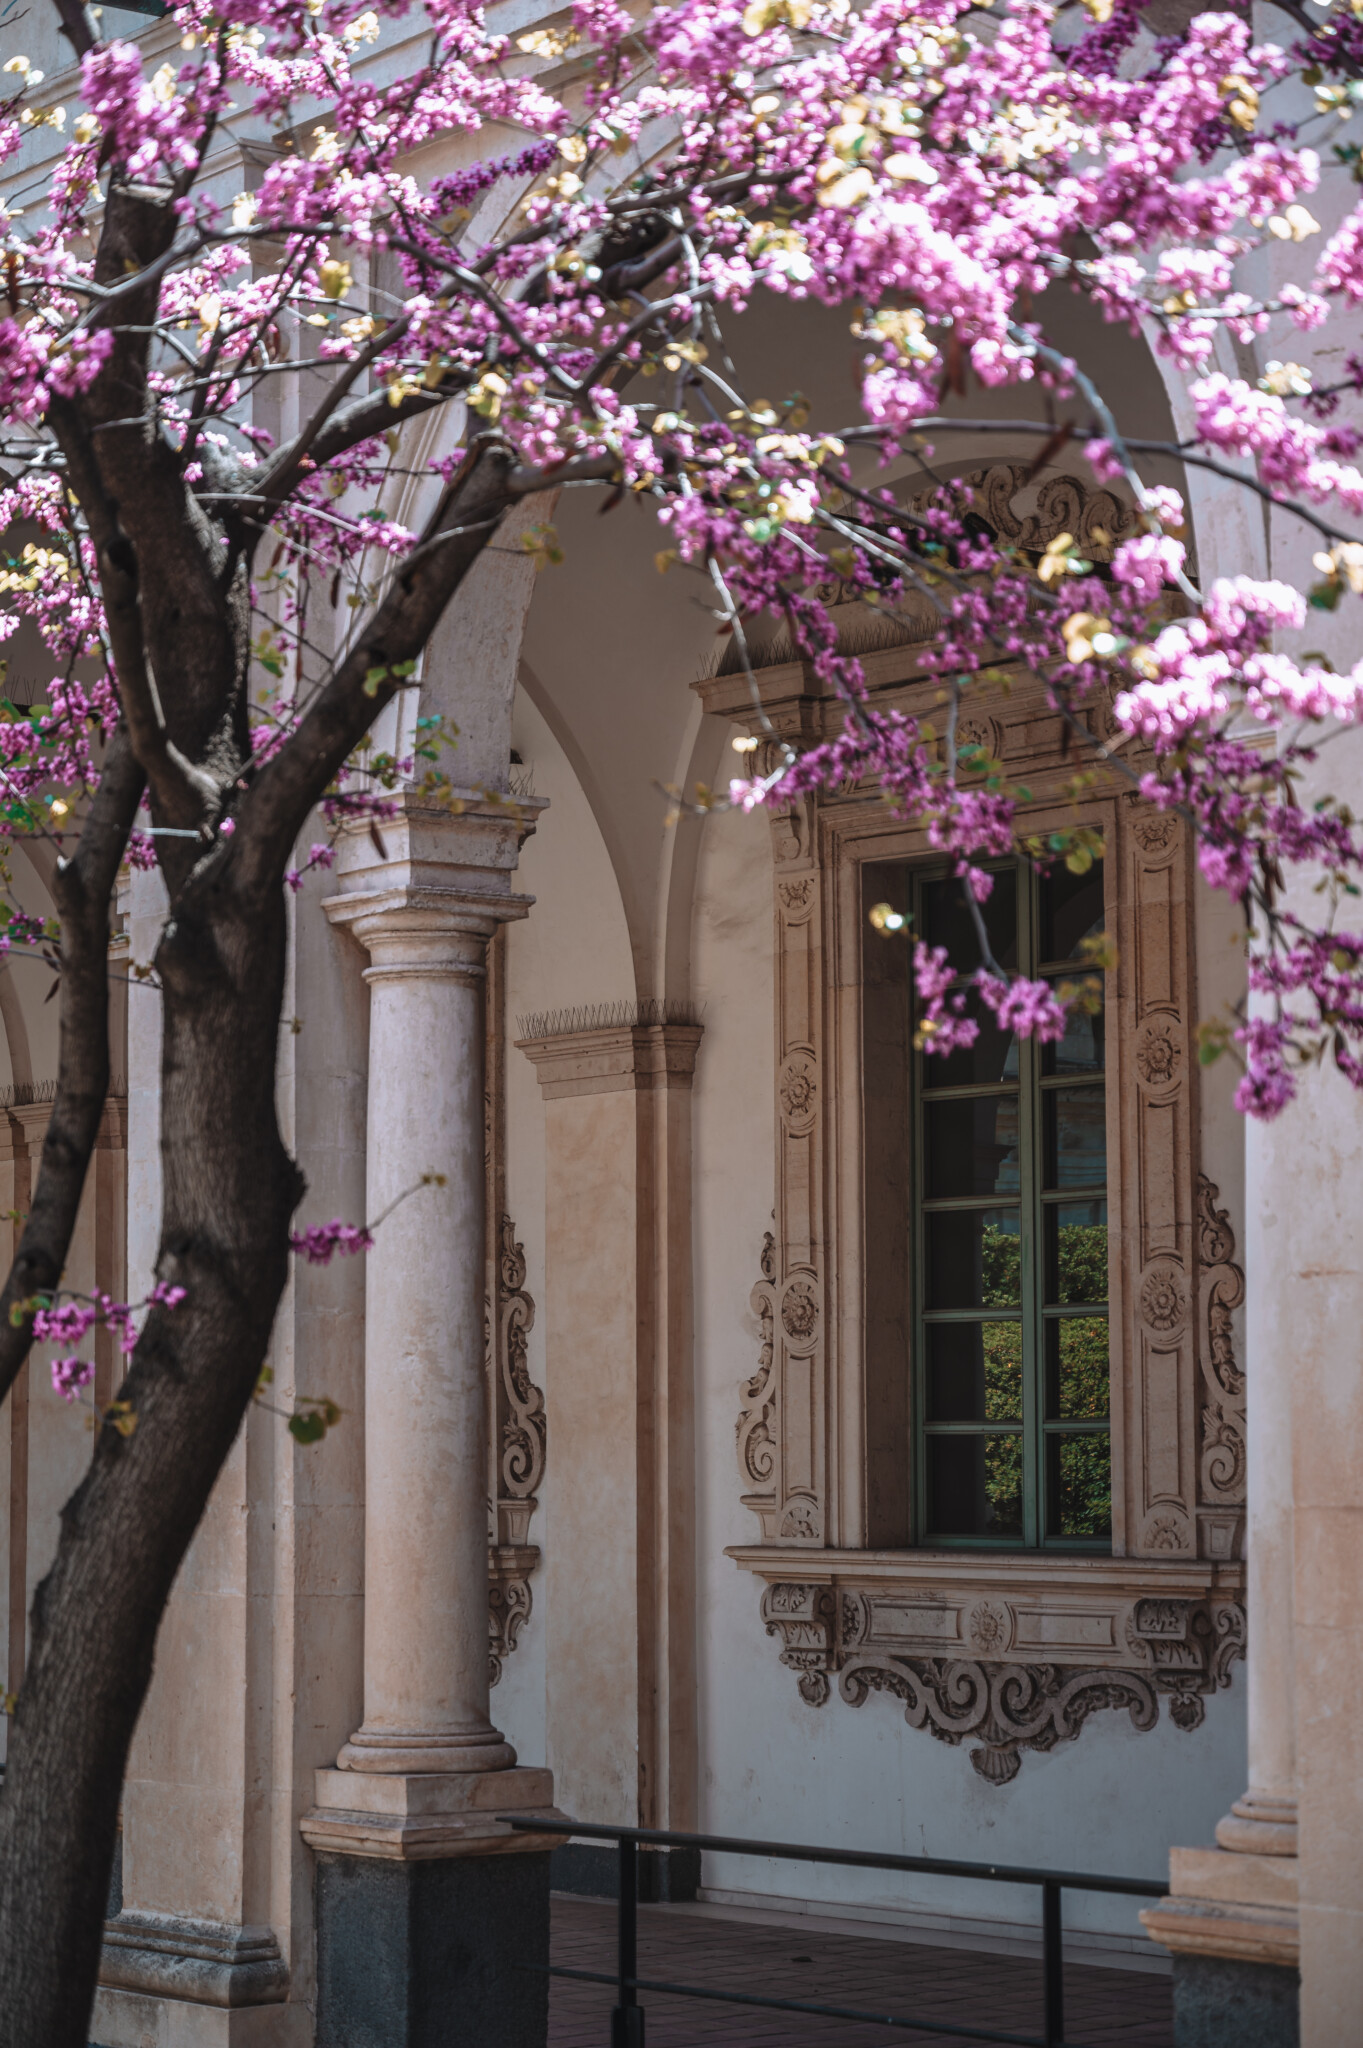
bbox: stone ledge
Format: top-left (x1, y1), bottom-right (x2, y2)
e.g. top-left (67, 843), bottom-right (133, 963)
top-left (300, 1808), bottom-right (569, 1861)
top-left (99, 1914), bottom-right (288, 2008)
top-left (302, 1761), bottom-right (566, 1861)
top-left (1142, 1895), bottom-right (1300, 1970)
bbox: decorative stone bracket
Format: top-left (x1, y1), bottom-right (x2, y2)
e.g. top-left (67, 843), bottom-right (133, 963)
top-left (751, 1566), bottom-right (1245, 1785)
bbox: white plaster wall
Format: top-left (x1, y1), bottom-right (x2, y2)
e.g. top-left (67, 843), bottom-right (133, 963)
top-left (496, 684), bottom-right (637, 1766)
top-left (690, 781), bottom-right (1249, 1951)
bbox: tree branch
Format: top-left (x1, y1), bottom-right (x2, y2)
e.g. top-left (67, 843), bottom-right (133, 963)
top-left (0, 729), bottom-right (144, 1410)
top-left (230, 439), bottom-right (520, 900)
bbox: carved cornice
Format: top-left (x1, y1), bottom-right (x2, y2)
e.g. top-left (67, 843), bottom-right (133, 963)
top-left (752, 1567), bottom-right (1244, 1784)
top-left (517, 1021), bottom-right (704, 1099)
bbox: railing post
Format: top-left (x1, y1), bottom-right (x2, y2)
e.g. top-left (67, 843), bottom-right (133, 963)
top-left (610, 1835), bottom-right (645, 2047)
top-left (1042, 1879), bottom-right (1064, 2046)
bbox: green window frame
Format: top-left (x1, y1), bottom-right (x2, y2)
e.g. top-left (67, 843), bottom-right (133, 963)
top-left (910, 855), bottom-right (1112, 1551)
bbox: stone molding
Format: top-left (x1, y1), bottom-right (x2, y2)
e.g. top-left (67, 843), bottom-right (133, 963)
top-left (301, 1764), bottom-right (567, 1862)
top-left (739, 1555), bottom-right (1245, 1781)
top-left (1142, 1843), bottom-right (1300, 1969)
top-left (99, 1912), bottom-right (288, 2007)
top-left (515, 1020), bottom-right (703, 1098)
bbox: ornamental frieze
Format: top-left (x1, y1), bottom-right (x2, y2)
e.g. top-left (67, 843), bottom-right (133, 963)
top-left (758, 1575), bottom-right (1245, 1784)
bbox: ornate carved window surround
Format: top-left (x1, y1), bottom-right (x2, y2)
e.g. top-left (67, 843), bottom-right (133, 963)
top-left (695, 465), bottom-right (1246, 1778)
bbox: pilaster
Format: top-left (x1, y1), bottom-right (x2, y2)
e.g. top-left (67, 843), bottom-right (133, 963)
top-left (517, 1018), bottom-right (701, 1892)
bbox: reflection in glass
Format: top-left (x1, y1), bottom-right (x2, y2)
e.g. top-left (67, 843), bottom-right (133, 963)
top-left (927, 1433), bottom-right (1023, 1539)
top-left (1043, 986), bottom-right (1105, 1077)
top-left (925, 1209), bottom-right (1020, 1310)
top-left (926, 1322), bottom-right (1022, 1422)
top-left (920, 869), bottom-right (1017, 975)
top-left (1044, 1086), bottom-right (1107, 1191)
top-left (1046, 1317), bottom-right (1110, 1420)
top-left (922, 1001), bottom-right (1019, 1089)
top-left (1047, 1433), bottom-right (1112, 1540)
top-left (1046, 1201), bottom-right (1108, 1303)
top-left (925, 1095), bottom-right (1020, 1199)
top-left (1040, 861), bottom-right (1104, 963)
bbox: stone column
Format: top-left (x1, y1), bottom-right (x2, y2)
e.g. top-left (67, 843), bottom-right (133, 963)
top-left (1143, 1111), bottom-right (1299, 2045)
top-left (303, 803), bottom-right (562, 2048)
top-left (517, 1017), bottom-right (701, 1902)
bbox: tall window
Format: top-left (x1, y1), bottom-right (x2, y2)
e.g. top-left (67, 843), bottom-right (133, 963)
top-left (911, 858), bottom-right (1110, 1549)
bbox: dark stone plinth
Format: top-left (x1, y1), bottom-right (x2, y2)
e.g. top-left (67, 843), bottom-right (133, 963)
top-left (550, 1841), bottom-right (701, 1903)
top-left (1172, 1954), bottom-right (1299, 2048)
top-left (315, 1849), bottom-right (551, 2048)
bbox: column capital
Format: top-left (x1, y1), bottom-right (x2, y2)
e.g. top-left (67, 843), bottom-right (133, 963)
top-left (324, 793), bottom-right (548, 981)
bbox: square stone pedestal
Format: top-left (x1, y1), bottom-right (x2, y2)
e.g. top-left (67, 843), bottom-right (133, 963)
top-left (1142, 1845), bottom-right (1299, 2048)
top-left (301, 1765), bottom-right (564, 2048)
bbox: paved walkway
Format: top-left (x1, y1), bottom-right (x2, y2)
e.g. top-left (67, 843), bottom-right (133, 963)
top-left (548, 1896), bottom-right (1172, 2048)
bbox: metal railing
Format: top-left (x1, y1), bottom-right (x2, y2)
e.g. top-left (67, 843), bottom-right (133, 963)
top-left (500, 1814), bottom-right (1167, 2048)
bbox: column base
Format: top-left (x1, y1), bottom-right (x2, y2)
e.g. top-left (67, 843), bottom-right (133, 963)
top-left (1168, 1955), bottom-right (1299, 2048)
top-left (300, 1763), bottom-right (564, 1861)
top-left (1143, 1840), bottom-right (1299, 2045)
top-left (314, 1845), bottom-right (552, 2048)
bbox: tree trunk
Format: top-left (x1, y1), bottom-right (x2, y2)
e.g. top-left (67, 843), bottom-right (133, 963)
top-left (0, 875), bottom-right (302, 2048)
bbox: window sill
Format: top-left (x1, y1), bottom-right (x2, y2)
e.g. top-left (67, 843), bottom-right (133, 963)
top-left (727, 1545), bottom-right (1245, 1782)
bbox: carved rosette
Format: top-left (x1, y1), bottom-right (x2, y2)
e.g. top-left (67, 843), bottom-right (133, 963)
top-left (1196, 1176), bottom-right (1246, 1552)
top-left (753, 1585), bottom-right (1246, 1782)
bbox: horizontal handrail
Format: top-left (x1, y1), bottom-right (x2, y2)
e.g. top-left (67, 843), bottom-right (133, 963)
top-left (497, 1813), bottom-right (1166, 1899)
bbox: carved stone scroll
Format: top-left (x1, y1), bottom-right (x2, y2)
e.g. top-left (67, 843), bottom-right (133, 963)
top-left (1196, 1174), bottom-right (1246, 1561)
top-left (485, 929), bottom-right (544, 1683)
top-left (758, 1577), bottom-right (1245, 1782)
top-left (736, 1233), bottom-right (779, 1537)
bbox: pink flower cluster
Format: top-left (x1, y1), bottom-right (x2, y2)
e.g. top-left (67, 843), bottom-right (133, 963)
top-left (1, 0), bottom-right (1362, 1124)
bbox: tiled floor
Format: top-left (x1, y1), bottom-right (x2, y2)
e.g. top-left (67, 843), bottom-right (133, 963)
top-left (548, 1896), bottom-right (1173, 2048)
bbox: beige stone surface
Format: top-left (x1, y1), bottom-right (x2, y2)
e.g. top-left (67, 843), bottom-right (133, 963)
top-left (522, 1022), bottom-right (700, 1835)
top-left (1169, 1846), bottom-right (1298, 1911)
top-left (91, 1987), bottom-right (311, 2048)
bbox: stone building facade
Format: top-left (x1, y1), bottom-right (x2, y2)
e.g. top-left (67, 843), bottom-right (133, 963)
top-left (3, 11), bottom-right (1362, 2048)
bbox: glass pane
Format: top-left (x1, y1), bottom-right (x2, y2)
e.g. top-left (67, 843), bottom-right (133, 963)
top-left (927, 1322), bottom-right (1023, 1422)
top-left (919, 870), bottom-right (1017, 976)
top-left (920, 994), bottom-right (1019, 1089)
top-left (925, 1095), bottom-right (1021, 1199)
top-left (1047, 1432), bottom-right (1112, 1541)
top-left (1046, 1201), bottom-right (1108, 1304)
top-left (1040, 859), bottom-right (1105, 964)
top-left (1043, 982), bottom-right (1105, 1077)
top-left (1046, 1317), bottom-right (1110, 1419)
top-left (927, 1433), bottom-right (1023, 1540)
top-left (925, 1208), bottom-right (1020, 1310)
top-left (1044, 1086), bottom-right (1107, 1191)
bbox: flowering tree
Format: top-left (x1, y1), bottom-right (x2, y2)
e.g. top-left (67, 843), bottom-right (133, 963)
top-left (2, 0), bottom-right (1363, 2030)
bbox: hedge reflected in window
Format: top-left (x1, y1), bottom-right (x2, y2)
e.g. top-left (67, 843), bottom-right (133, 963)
top-left (913, 858), bottom-right (1111, 1550)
